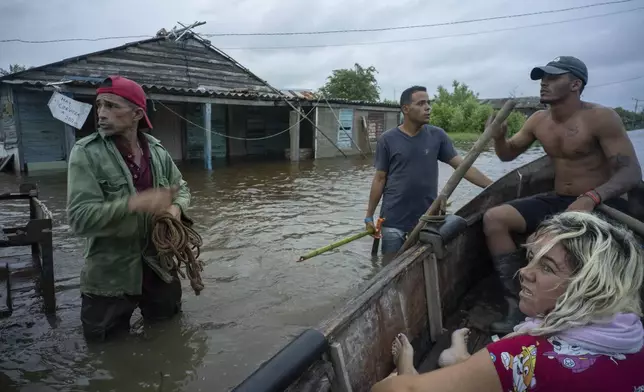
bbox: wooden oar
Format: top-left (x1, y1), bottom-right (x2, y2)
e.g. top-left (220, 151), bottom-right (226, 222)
top-left (396, 99), bottom-right (518, 256)
top-left (299, 218), bottom-right (385, 262)
top-left (596, 204), bottom-right (644, 238)
top-left (298, 231), bottom-right (372, 262)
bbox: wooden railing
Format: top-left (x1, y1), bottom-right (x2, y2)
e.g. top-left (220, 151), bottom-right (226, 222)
top-left (0, 183), bottom-right (55, 316)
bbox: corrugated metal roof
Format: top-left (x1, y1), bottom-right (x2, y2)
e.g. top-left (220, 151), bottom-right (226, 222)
top-left (278, 88), bottom-right (399, 108)
top-left (3, 78), bottom-right (289, 101)
top-left (3, 79), bottom-right (400, 108)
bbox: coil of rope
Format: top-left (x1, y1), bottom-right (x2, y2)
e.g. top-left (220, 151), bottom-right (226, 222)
top-left (151, 212), bottom-right (205, 295)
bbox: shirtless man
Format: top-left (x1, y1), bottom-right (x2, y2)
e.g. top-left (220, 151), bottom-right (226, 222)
top-left (482, 56), bottom-right (642, 334)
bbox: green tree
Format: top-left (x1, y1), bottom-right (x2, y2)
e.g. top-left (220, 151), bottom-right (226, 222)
top-left (429, 80), bottom-right (526, 136)
top-left (318, 63), bottom-right (380, 102)
top-left (0, 64), bottom-right (29, 76)
top-left (614, 106), bottom-right (644, 131)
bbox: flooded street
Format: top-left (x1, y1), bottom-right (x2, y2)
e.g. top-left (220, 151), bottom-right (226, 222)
top-left (0, 132), bottom-right (641, 391)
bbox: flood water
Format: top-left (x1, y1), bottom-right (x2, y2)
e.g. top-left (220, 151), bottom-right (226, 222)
top-left (0, 131), bottom-right (642, 392)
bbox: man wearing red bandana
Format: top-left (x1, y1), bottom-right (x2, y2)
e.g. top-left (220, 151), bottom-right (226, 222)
top-left (66, 76), bottom-right (191, 342)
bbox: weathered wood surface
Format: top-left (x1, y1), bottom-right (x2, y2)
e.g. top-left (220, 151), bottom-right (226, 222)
top-left (0, 262), bottom-right (11, 317)
top-left (598, 204), bottom-right (644, 238)
top-left (418, 275), bottom-right (505, 373)
top-left (0, 36), bottom-right (271, 94)
top-left (0, 184), bottom-right (55, 314)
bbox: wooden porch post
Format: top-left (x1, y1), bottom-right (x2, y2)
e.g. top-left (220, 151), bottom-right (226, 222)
top-left (203, 103), bottom-right (212, 170)
top-left (289, 109), bottom-right (300, 162)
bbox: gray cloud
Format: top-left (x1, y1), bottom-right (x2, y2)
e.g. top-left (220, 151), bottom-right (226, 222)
top-left (1, 0), bottom-right (642, 109)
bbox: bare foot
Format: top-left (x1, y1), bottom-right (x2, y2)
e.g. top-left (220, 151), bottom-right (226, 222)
top-left (438, 328), bottom-right (472, 367)
top-left (392, 333), bottom-right (418, 375)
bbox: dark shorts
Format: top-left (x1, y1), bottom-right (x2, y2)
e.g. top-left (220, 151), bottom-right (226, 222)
top-left (81, 262), bottom-right (182, 342)
top-left (506, 193), bottom-right (631, 234)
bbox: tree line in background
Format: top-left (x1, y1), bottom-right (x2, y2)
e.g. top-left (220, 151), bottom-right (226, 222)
top-left (615, 107), bottom-right (644, 131)
top-left (318, 62), bottom-right (644, 138)
top-left (0, 64), bottom-right (29, 76)
top-left (317, 63), bottom-right (527, 139)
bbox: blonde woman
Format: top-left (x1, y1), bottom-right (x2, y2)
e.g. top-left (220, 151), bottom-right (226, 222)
top-left (373, 211), bottom-right (644, 392)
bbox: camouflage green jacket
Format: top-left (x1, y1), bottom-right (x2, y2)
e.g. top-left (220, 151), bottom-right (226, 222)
top-left (66, 131), bottom-right (191, 297)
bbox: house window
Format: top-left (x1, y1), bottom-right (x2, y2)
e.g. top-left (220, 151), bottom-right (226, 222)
top-left (337, 109), bottom-right (353, 149)
top-left (367, 111), bottom-right (385, 141)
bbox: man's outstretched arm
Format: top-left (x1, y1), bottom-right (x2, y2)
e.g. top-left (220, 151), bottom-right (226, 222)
top-left (447, 155), bottom-right (493, 188)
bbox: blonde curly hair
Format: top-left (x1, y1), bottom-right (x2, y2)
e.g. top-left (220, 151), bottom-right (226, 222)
top-left (521, 211), bottom-right (643, 336)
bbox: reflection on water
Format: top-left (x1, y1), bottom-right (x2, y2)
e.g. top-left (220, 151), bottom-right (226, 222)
top-left (0, 131), bottom-right (640, 391)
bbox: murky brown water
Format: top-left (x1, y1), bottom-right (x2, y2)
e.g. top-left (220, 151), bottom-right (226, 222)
top-left (0, 132), bottom-right (641, 391)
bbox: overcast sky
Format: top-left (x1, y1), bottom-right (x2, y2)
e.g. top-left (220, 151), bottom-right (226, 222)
top-left (1, 0), bottom-right (643, 110)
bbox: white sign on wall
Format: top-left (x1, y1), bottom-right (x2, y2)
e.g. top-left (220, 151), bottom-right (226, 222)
top-left (337, 108), bottom-right (354, 149)
top-left (47, 91), bottom-right (92, 129)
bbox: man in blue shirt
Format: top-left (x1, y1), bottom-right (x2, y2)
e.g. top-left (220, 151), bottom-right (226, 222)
top-left (365, 85), bottom-right (493, 257)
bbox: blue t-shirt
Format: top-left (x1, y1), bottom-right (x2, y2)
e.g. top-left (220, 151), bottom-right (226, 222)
top-left (374, 125), bottom-right (457, 232)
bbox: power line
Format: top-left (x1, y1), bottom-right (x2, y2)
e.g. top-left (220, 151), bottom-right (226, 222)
top-left (152, 99), bottom-right (310, 141)
top-left (511, 75), bottom-right (643, 100)
top-left (202, 0), bottom-right (637, 36)
top-left (219, 6), bottom-right (644, 50)
top-left (0, 0), bottom-right (638, 44)
top-left (0, 35), bottom-right (152, 44)
top-left (585, 75), bottom-right (644, 89)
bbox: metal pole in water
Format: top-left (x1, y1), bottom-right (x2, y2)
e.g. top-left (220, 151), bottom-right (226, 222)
top-left (203, 103), bottom-right (213, 171)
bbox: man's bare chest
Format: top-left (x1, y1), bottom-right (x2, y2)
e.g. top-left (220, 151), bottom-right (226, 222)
top-left (534, 120), bottom-right (600, 160)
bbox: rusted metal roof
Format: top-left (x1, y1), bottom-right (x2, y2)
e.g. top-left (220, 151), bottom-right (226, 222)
top-left (279, 89), bottom-right (399, 108)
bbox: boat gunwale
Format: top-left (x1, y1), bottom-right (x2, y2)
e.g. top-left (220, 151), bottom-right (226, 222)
top-left (320, 243), bottom-right (431, 338)
top-left (317, 154), bottom-right (553, 340)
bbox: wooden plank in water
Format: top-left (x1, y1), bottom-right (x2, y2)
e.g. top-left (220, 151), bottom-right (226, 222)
top-left (0, 263), bottom-right (11, 317)
top-left (0, 154), bottom-right (14, 173)
top-left (0, 254), bottom-right (40, 304)
top-left (0, 254), bottom-right (35, 274)
top-left (0, 224), bottom-right (7, 242)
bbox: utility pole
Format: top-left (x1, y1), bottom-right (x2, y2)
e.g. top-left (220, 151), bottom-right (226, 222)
top-left (162, 21), bottom-right (207, 41)
top-left (633, 98), bottom-right (643, 114)
top-left (631, 98), bottom-right (644, 131)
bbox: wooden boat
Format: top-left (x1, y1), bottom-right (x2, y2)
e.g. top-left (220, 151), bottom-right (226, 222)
top-left (232, 155), bottom-right (644, 392)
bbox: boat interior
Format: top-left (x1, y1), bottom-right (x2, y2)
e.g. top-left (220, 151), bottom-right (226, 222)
top-left (232, 155), bottom-right (644, 392)
top-left (417, 275), bottom-right (506, 373)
